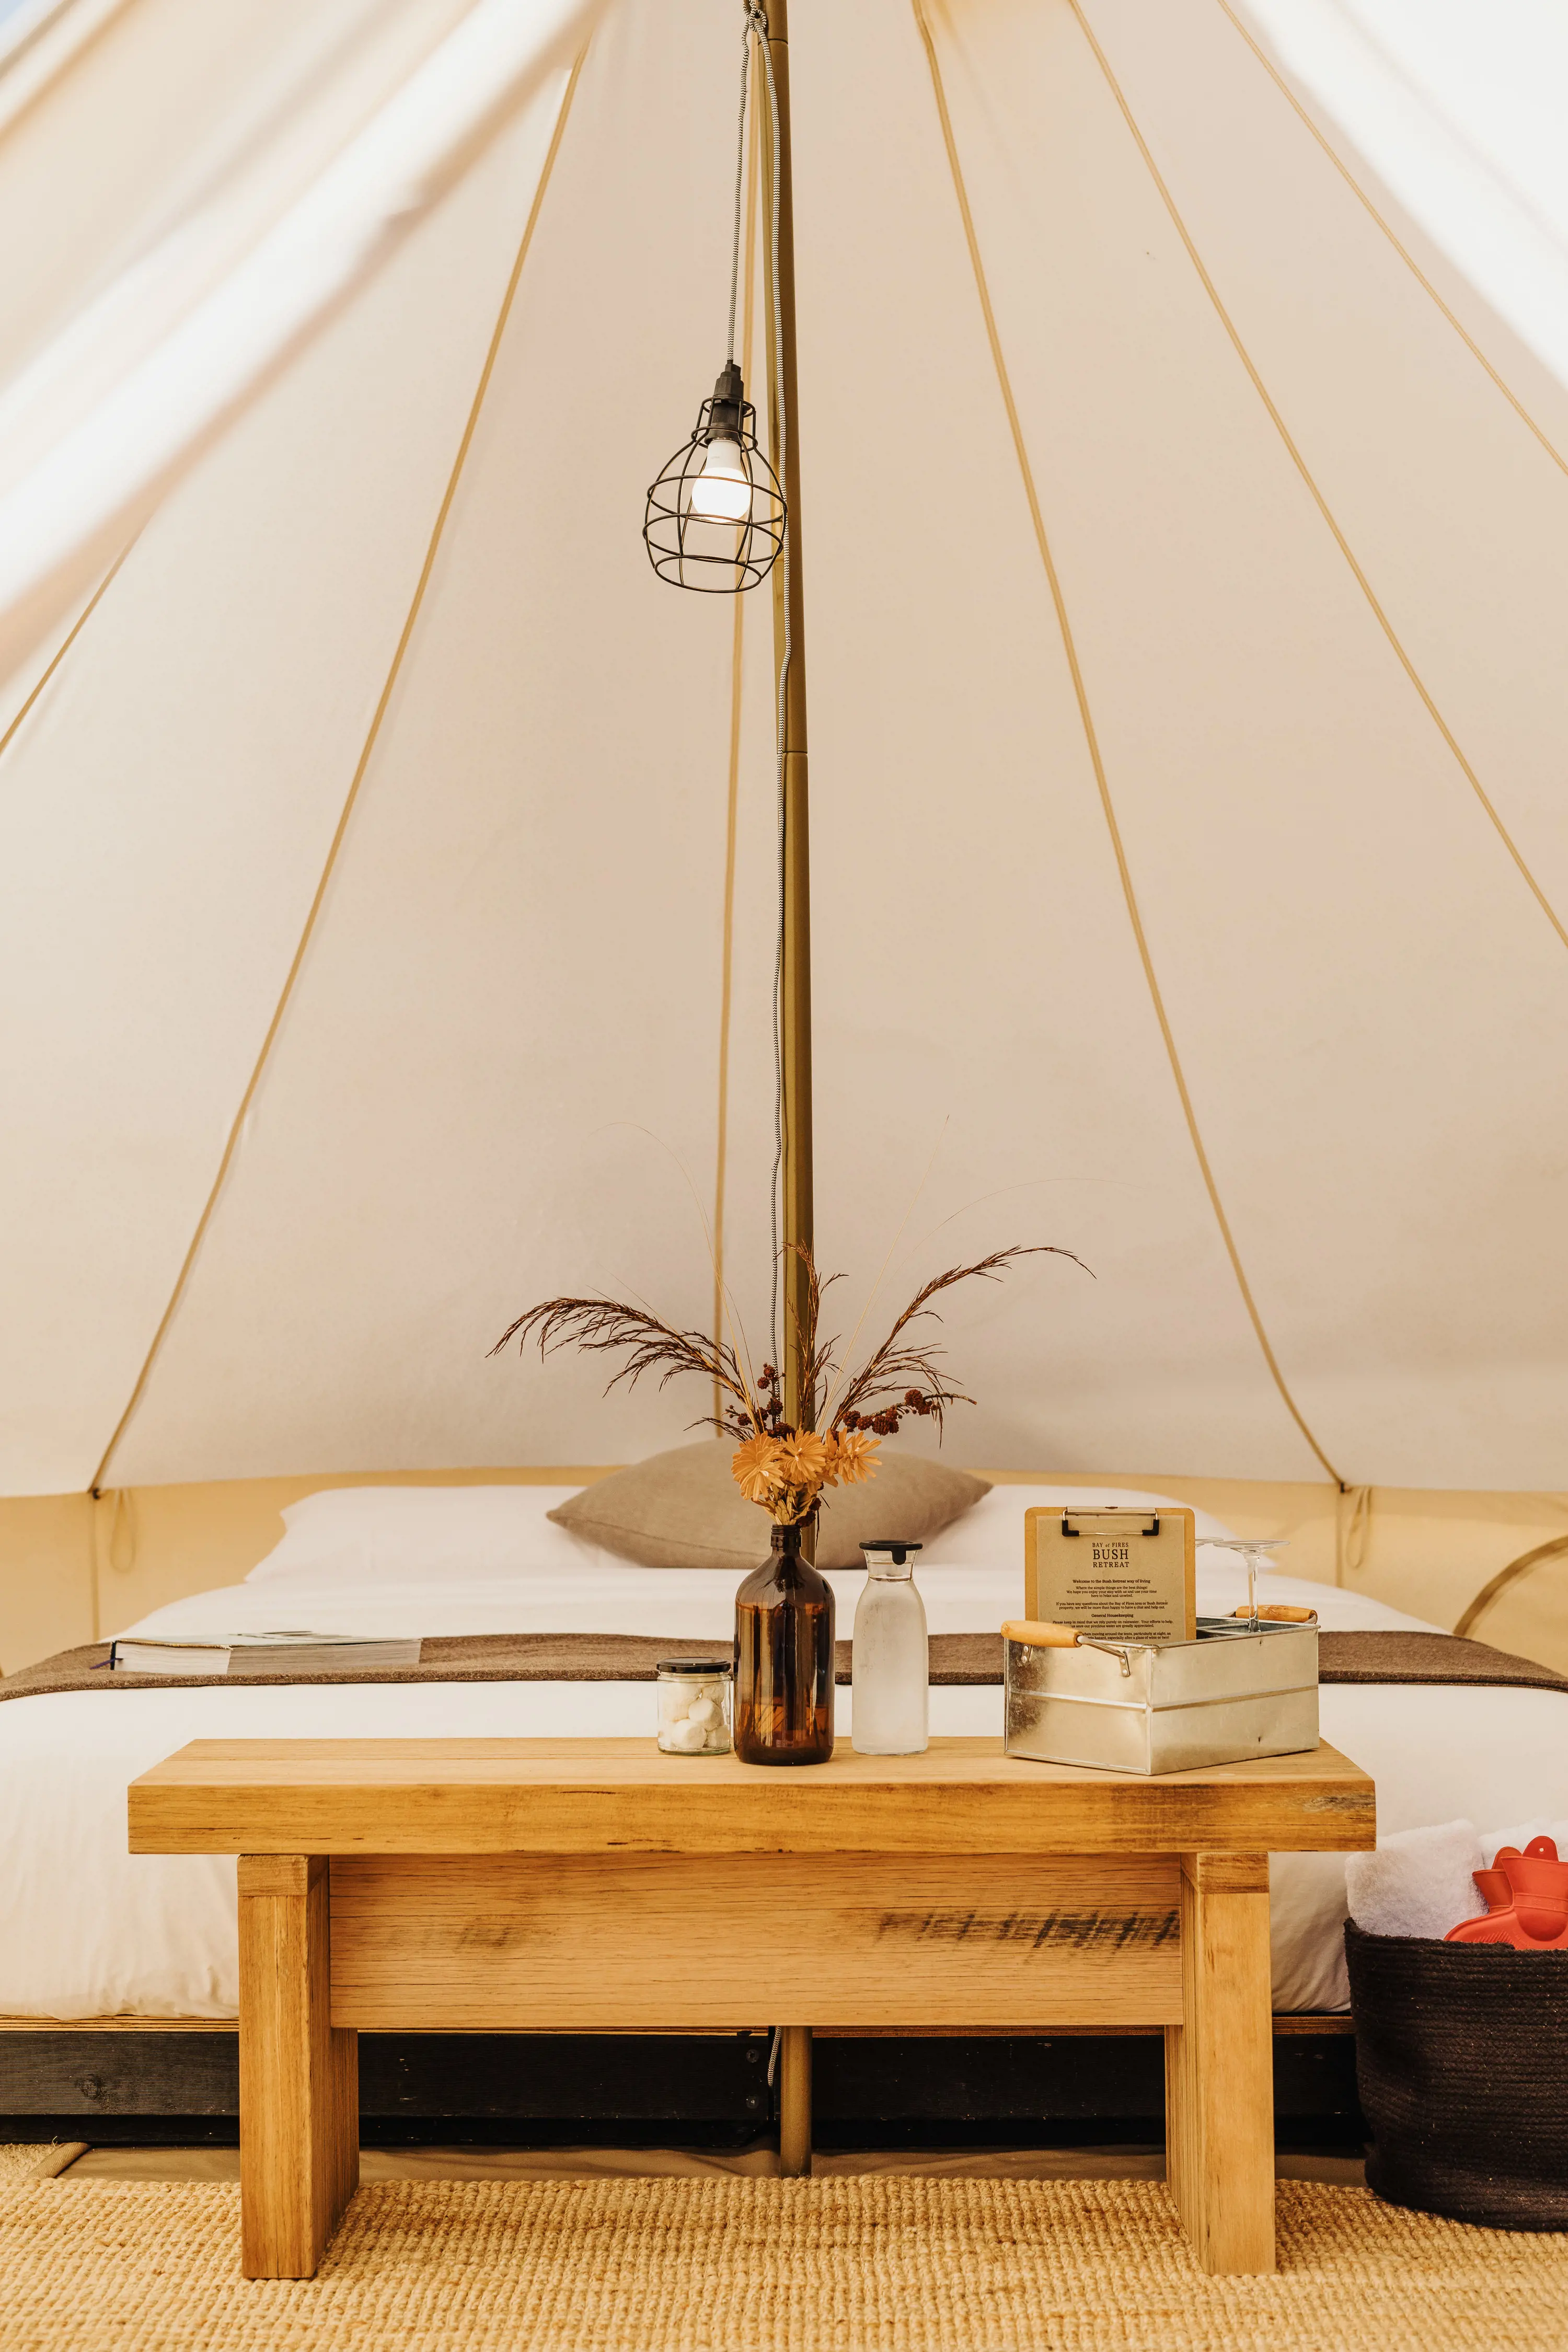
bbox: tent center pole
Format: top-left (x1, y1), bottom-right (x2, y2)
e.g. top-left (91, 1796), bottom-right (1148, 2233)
top-left (759, 0), bottom-right (814, 1434)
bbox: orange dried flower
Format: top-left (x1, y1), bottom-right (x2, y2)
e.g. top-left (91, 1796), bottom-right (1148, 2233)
top-left (731, 1432), bottom-right (786, 1504)
top-left (826, 1428), bottom-right (880, 1486)
top-left (777, 1430), bottom-right (830, 1489)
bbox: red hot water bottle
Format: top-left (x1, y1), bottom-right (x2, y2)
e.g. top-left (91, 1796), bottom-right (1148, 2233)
top-left (1445, 1837), bottom-right (1568, 1949)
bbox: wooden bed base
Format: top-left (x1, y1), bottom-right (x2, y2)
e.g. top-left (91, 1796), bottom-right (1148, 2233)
top-left (0, 2015), bottom-right (1361, 2154)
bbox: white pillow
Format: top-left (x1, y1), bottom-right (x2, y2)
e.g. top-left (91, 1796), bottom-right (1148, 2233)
top-left (245, 1485), bottom-right (593, 1584)
top-left (246, 1477), bottom-right (1234, 1587)
top-left (917, 1483), bottom-right (1234, 1562)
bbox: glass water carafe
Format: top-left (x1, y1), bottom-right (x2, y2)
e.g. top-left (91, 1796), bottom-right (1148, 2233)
top-left (733, 1518), bottom-right (835, 1765)
top-left (851, 1540), bottom-right (928, 1755)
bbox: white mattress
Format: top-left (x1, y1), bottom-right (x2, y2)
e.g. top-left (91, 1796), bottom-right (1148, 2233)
top-left (2, 1484), bottom-right (1564, 2020)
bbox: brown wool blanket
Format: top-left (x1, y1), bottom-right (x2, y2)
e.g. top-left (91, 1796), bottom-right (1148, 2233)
top-left (2, 1626), bottom-right (1564, 1704)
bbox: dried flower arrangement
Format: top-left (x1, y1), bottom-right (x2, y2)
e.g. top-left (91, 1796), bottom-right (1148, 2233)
top-left (493, 1242), bottom-right (1076, 1526)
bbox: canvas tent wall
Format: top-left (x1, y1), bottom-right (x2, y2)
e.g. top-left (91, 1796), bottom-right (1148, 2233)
top-left (3, 0), bottom-right (1568, 1506)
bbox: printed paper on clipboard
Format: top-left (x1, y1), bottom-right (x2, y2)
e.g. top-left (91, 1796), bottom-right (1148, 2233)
top-left (1024, 1507), bottom-right (1196, 1645)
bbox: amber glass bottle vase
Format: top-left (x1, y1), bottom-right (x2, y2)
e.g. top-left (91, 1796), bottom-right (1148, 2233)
top-left (733, 1517), bottom-right (835, 1765)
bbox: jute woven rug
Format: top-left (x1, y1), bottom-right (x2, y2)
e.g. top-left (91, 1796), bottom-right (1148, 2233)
top-left (0, 2144), bottom-right (80, 2184)
top-left (1, 2177), bottom-right (1564, 2351)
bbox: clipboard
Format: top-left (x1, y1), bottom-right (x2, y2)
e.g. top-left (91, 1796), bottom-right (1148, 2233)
top-left (1024, 1506), bottom-right (1196, 1645)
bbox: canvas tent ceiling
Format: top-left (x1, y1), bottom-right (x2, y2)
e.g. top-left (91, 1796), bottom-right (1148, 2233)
top-left (3, 0), bottom-right (1567, 1498)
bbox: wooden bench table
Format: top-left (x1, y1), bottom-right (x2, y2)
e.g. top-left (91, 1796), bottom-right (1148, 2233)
top-left (128, 1735), bottom-right (1374, 2280)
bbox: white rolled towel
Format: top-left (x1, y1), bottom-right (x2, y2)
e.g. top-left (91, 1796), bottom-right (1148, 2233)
top-left (1480, 1816), bottom-right (1568, 1865)
top-left (1344, 1820), bottom-right (1488, 1941)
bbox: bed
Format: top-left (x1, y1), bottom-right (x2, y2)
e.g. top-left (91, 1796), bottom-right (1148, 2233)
top-left (2, 1481), bottom-right (1566, 2024)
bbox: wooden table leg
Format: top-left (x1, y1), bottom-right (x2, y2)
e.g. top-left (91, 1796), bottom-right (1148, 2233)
top-left (778, 2025), bottom-right (812, 2176)
top-left (238, 1855), bottom-right (358, 2279)
top-left (1163, 1851), bottom-right (1274, 2275)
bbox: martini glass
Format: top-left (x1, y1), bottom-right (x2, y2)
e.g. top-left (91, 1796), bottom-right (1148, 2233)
top-left (1205, 1537), bottom-right (1289, 1629)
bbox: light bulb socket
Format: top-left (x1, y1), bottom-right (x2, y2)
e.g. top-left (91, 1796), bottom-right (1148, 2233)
top-left (705, 361), bottom-right (746, 444)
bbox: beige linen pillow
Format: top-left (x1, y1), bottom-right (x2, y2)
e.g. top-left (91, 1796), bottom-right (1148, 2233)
top-left (549, 1440), bottom-right (990, 1572)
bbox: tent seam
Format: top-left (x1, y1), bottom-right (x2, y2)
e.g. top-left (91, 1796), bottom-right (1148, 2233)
top-left (0, 0), bottom-right (139, 148)
top-left (0, 534), bottom-right (137, 768)
top-left (88, 45), bottom-right (591, 1493)
top-left (1067, 0), bottom-right (1568, 963)
top-left (910, 0), bottom-right (1343, 1488)
top-left (1210, 0), bottom-right (1568, 483)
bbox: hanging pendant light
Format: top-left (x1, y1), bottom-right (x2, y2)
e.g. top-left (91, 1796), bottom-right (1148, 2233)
top-left (643, 359), bottom-right (784, 592)
top-left (643, 9), bottom-right (785, 593)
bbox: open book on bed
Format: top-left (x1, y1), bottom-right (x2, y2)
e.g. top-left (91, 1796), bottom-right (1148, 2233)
top-left (109, 1631), bottom-right (423, 1676)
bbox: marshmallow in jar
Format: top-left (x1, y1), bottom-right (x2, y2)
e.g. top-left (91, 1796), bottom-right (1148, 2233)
top-left (656, 1658), bottom-right (734, 1755)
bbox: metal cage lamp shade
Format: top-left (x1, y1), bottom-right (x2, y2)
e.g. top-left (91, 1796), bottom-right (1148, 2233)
top-left (643, 360), bottom-right (785, 592)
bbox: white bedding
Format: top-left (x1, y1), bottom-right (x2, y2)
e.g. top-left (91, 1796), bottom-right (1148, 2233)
top-left (3, 1483), bottom-right (1565, 2020)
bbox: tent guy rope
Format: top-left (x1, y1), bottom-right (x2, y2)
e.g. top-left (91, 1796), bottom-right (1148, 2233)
top-left (712, 78), bottom-right (763, 1417)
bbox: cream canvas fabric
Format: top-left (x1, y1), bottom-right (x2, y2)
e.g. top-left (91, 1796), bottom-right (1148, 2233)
top-left (548, 1443), bottom-right (991, 1573)
top-left (3, 1), bottom-right (1568, 1498)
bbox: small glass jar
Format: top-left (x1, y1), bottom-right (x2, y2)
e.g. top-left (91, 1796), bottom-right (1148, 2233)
top-left (655, 1658), bottom-right (734, 1755)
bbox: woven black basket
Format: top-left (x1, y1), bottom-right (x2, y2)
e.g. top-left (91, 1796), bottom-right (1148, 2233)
top-left (1345, 1920), bottom-right (1568, 2229)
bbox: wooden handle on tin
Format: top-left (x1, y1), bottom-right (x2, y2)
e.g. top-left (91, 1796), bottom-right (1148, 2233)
top-left (1001, 1618), bottom-right (1082, 1648)
top-left (1231, 1604), bottom-right (1315, 1622)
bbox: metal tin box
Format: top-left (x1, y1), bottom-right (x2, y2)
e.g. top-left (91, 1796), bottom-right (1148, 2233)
top-left (1004, 1616), bottom-right (1318, 1776)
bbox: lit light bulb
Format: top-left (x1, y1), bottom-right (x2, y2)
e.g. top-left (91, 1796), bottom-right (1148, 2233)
top-left (687, 434), bottom-right (752, 523)
top-left (644, 362), bottom-right (782, 591)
